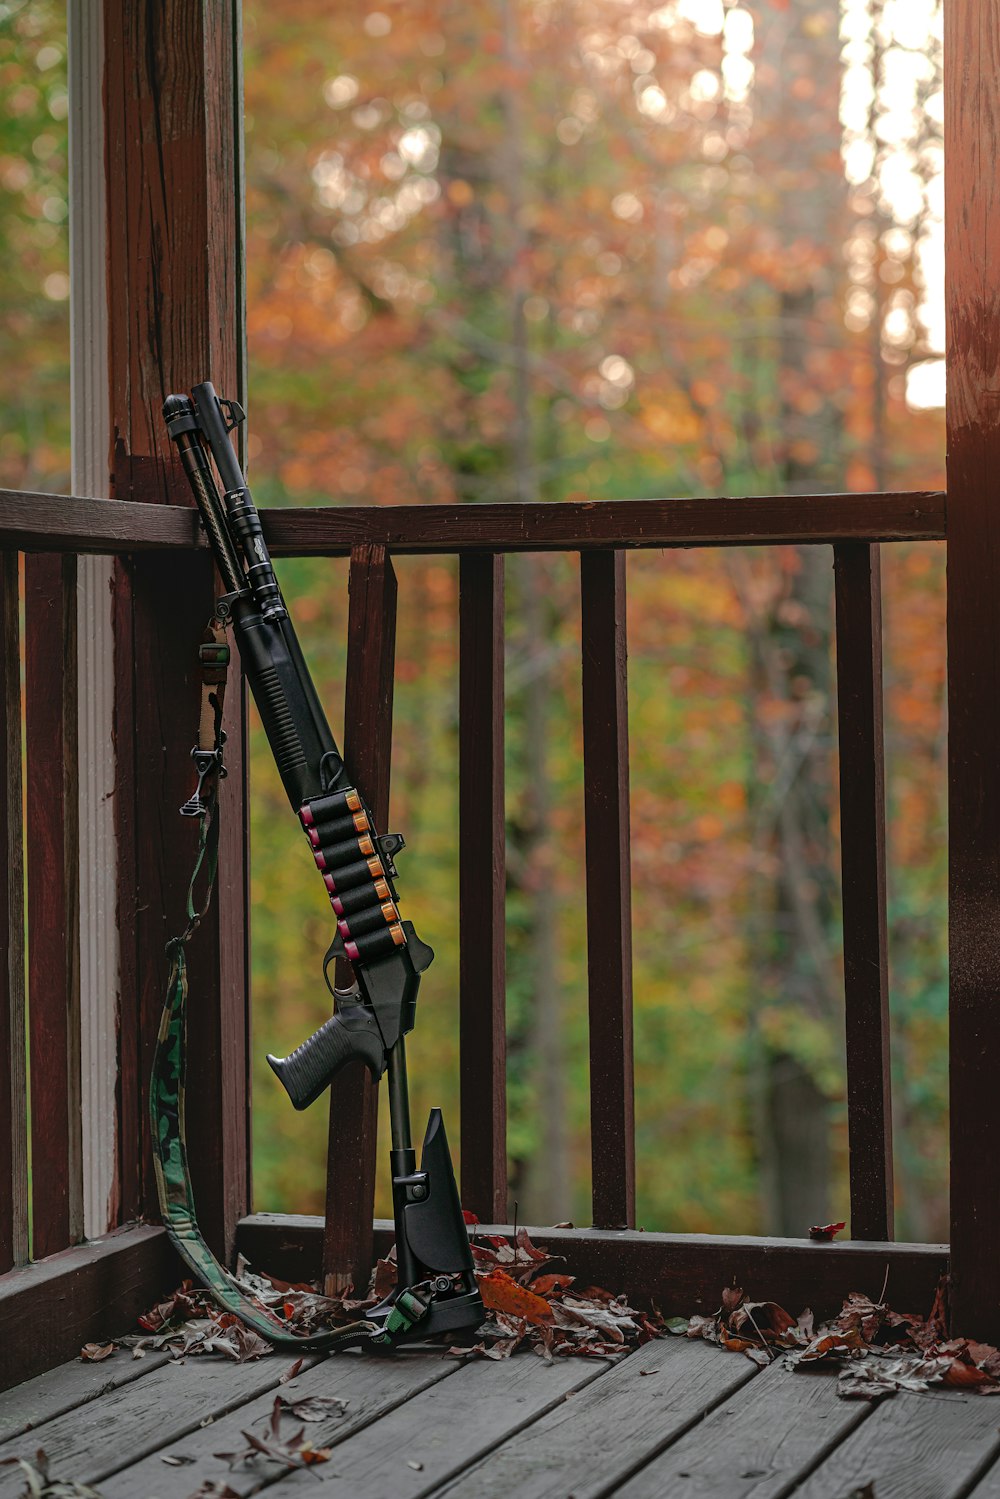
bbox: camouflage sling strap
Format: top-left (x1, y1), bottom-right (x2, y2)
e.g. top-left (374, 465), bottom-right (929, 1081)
top-left (150, 616), bottom-right (425, 1350)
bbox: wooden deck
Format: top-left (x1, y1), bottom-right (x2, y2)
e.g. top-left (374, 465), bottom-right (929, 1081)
top-left (3, 1337), bottom-right (1000, 1498)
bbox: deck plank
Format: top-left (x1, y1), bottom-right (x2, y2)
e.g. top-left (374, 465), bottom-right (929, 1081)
top-left (434, 1336), bottom-right (757, 1499)
top-left (266, 1347), bottom-right (611, 1497)
top-left (100, 1349), bottom-right (457, 1498)
top-left (789, 1388), bottom-right (1000, 1499)
top-left (966, 1450), bottom-right (1000, 1494)
top-left (0, 1353), bottom-right (306, 1495)
top-left (0, 1350), bottom-right (170, 1445)
top-left (615, 1359), bottom-right (869, 1498)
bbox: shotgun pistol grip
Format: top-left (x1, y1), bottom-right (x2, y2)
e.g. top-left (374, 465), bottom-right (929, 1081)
top-left (267, 1001), bottom-right (386, 1110)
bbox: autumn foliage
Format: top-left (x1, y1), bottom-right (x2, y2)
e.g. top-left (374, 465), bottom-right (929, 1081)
top-left (0, 0), bottom-right (948, 1240)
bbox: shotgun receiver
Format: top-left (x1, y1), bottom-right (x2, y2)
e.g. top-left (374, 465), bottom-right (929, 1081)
top-left (162, 382), bottom-right (483, 1345)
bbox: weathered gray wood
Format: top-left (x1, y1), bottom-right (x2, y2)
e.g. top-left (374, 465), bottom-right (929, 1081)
top-left (792, 1388), bottom-right (1000, 1499)
top-left (615, 1358), bottom-right (869, 1498)
top-left (436, 1337), bottom-right (757, 1499)
top-left (0, 1350), bottom-right (170, 1445)
top-left (267, 1349), bottom-right (610, 1497)
top-left (968, 1449), bottom-right (1000, 1494)
top-left (99, 1350), bottom-right (454, 1498)
top-left (0, 1352), bottom-right (304, 1495)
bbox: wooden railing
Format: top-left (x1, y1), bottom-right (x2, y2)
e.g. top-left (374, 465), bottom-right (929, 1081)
top-left (0, 487), bottom-right (955, 1387)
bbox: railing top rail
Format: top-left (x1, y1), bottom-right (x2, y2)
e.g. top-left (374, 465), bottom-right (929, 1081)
top-left (0, 488), bottom-right (946, 557)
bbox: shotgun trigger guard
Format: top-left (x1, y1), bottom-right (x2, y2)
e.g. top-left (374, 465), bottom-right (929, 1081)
top-left (322, 931), bottom-right (348, 997)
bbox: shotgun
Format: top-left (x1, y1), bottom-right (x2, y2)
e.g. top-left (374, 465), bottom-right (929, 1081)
top-left (157, 381), bottom-right (483, 1348)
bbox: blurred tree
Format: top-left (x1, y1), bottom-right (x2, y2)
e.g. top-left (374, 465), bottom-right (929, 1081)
top-left (0, 0), bottom-right (70, 492)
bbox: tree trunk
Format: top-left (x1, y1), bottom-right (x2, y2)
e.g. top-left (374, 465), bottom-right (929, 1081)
top-left (745, 0), bottom-right (848, 1235)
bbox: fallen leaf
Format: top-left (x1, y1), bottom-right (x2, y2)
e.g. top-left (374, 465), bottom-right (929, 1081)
top-left (79, 1343), bottom-right (114, 1363)
top-left (479, 1271), bottom-right (553, 1326)
top-left (809, 1221), bottom-right (846, 1241)
top-left (529, 1274), bottom-right (575, 1298)
top-left (278, 1394), bottom-right (348, 1423)
top-left (298, 1445), bottom-right (331, 1465)
top-left (942, 1361), bottom-right (996, 1389)
top-left (0, 1449), bottom-right (104, 1497)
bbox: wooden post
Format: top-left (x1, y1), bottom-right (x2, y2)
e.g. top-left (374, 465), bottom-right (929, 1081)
top-left (580, 550), bottom-right (635, 1230)
top-left (0, 554), bottom-right (27, 1273)
top-left (69, 0), bottom-right (119, 1240)
top-left (323, 544), bottom-right (398, 1293)
top-left (945, 0), bottom-right (1000, 1339)
top-left (833, 542), bottom-right (893, 1242)
top-left (103, 0), bottom-right (249, 1259)
top-left (25, 555), bottom-right (82, 1259)
top-left (458, 552), bottom-right (507, 1222)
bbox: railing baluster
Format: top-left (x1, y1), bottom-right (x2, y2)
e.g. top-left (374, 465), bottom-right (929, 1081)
top-left (834, 541), bottom-right (893, 1241)
top-left (581, 549), bottom-right (635, 1230)
top-left (25, 553), bottom-right (83, 1258)
top-left (0, 553), bottom-right (27, 1272)
top-left (459, 552), bottom-right (507, 1222)
top-left (324, 543), bottom-right (398, 1294)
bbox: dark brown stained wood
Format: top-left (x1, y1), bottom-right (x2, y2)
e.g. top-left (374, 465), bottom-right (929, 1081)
top-left (791, 1388), bottom-right (1000, 1499)
top-left (0, 1223), bottom-right (177, 1392)
top-left (580, 550), bottom-right (635, 1229)
top-left (0, 492), bottom-right (202, 553)
top-left (0, 1351), bottom-right (305, 1497)
top-left (238, 1214), bottom-right (949, 1324)
top-left (101, 1352), bottom-right (461, 1498)
top-left (260, 491), bottom-right (947, 556)
top-left (458, 552), bottom-right (507, 1221)
top-left (119, 553), bottom-right (249, 1252)
top-left (0, 553), bottom-right (26, 1274)
top-left (24, 554), bottom-right (81, 1261)
top-left (615, 1351), bottom-right (869, 1498)
top-left (273, 1346), bottom-right (608, 1499)
top-left (834, 542), bottom-right (893, 1241)
top-left (103, 0), bottom-right (249, 1260)
top-left (323, 544), bottom-right (398, 1295)
top-left (945, 0), bottom-right (1000, 1342)
top-left (436, 1335), bottom-right (754, 1499)
top-left (0, 489), bottom-right (947, 557)
top-left (102, 2), bottom-right (242, 499)
top-left (0, 1349), bottom-right (171, 1446)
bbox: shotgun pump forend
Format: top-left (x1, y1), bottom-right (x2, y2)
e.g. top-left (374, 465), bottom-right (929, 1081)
top-left (162, 382), bottom-right (483, 1346)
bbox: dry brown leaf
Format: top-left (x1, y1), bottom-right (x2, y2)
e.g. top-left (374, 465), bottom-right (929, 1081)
top-left (79, 1343), bottom-right (114, 1363)
top-left (530, 1273), bottom-right (575, 1297)
top-left (479, 1270), bottom-right (553, 1326)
